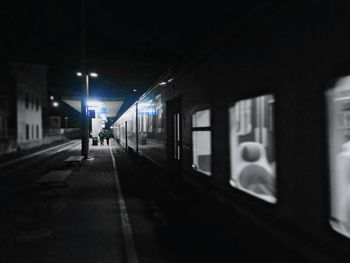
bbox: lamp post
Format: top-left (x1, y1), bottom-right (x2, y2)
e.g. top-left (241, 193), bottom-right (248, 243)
top-left (77, 72), bottom-right (98, 158)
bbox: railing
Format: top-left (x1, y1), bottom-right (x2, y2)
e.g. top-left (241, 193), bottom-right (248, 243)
top-left (62, 128), bottom-right (81, 139)
top-left (43, 128), bottom-right (80, 139)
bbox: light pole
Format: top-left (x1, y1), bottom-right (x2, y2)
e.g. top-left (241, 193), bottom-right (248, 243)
top-left (77, 72), bottom-right (98, 158)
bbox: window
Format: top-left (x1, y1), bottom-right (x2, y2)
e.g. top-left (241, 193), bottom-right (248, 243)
top-left (25, 93), bottom-right (29, 108)
top-left (192, 109), bottom-right (211, 176)
top-left (32, 125), bottom-right (34, 139)
top-left (236, 99), bottom-right (252, 135)
top-left (327, 76), bottom-right (350, 238)
top-left (26, 124), bottom-right (29, 140)
top-left (155, 94), bottom-right (163, 133)
top-left (229, 95), bottom-right (276, 203)
top-left (36, 125), bottom-right (39, 139)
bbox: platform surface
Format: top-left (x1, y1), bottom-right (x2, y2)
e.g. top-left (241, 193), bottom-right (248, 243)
top-left (38, 170), bottom-right (72, 184)
top-left (65, 156), bottom-right (84, 162)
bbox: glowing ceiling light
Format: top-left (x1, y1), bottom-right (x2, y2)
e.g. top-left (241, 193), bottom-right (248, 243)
top-left (76, 72), bottom-right (83, 77)
top-left (89, 72), bottom-right (98, 78)
top-left (168, 78), bottom-right (173, 82)
top-left (52, 101), bottom-right (59, 107)
top-left (159, 82), bottom-right (166, 86)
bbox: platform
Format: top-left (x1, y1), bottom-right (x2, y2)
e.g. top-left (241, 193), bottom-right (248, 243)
top-left (37, 170), bottom-right (72, 185)
top-left (65, 156), bottom-right (84, 163)
top-left (0, 140), bottom-right (307, 263)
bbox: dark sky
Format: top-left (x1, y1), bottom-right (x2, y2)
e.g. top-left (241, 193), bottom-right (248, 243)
top-left (1, 1), bottom-right (264, 99)
top-left (2, 1), bottom-right (264, 61)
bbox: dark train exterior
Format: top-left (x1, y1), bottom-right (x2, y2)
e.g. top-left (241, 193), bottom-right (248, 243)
top-left (111, 2), bottom-right (350, 262)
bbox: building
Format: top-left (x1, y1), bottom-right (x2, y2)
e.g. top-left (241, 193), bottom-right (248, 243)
top-left (12, 62), bottom-right (47, 150)
top-left (0, 61), bottom-right (47, 155)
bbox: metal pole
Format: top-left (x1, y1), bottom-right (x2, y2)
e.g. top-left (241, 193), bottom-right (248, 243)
top-left (81, 76), bottom-right (89, 158)
top-left (80, 0), bottom-right (89, 158)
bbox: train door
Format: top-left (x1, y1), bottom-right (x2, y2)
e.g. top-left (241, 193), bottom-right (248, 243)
top-left (167, 97), bottom-right (182, 189)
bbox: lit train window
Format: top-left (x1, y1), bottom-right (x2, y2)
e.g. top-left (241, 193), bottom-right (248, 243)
top-left (192, 109), bottom-right (211, 176)
top-left (327, 76), bottom-right (350, 238)
top-left (236, 99), bottom-right (252, 135)
top-left (229, 95), bottom-right (276, 203)
top-left (155, 94), bottom-right (163, 133)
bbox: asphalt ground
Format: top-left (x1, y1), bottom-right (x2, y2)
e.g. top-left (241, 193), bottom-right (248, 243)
top-left (0, 139), bottom-right (310, 263)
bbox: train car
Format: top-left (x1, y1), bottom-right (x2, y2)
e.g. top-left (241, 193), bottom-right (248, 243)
top-left (137, 86), bottom-right (167, 167)
top-left (114, 2), bottom-right (350, 262)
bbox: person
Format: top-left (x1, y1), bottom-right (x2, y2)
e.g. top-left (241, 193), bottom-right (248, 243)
top-left (98, 130), bottom-right (104, 146)
top-left (104, 128), bottom-right (111, 145)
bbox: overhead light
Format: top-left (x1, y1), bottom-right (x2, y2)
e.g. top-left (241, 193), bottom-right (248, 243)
top-left (50, 95), bottom-right (54, 100)
top-left (52, 101), bottom-right (59, 107)
top-left (159, 82), bottom-right (166, 86)
top-left (76, 72), bottom-right (83, 77)
top-left (133, 89), bottom-right (137, 92)
top-left (89, 72), bottom-right (98, 77)
top-left (168, 78), bottom-right (173, 82)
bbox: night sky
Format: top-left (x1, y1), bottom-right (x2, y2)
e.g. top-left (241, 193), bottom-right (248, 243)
top-left (1, 1), bottom-right (263, 100)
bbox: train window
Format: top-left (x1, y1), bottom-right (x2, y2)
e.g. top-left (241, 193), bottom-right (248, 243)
top-left (155, 94), bottom-right (163, 133)
top-left (229, 94), bottom-right (276, 203)
top-left (327, 76), bottom-right (350, 238)
top-left (236, 99), bottom-right (252, 135)
top-left (192, 109), bottom-right (211, 176)
top-left (138, 101), bottom-right (153, 133)
top-left (192, 109), bottom-right (210, 127)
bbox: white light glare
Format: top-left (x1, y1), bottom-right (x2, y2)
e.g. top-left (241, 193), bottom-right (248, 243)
top-left (168, 78), bottom-right (173, 82)
top-left (101, 114), bottom-right (107, 121)
top-left (53, 102), bottom-right (59, 107)
top-left (159, 82), bottom-right (167, 86)
top-left (50, 95), bottom-right (54, 100)
top-left (89, 72), bottom-right (98, 77)
top-left (133, 89), bottom-right (137, 92)
top-left (87, 100), bottom-right (102, 107)
top-left (76, 72), bottom-right (83, 77)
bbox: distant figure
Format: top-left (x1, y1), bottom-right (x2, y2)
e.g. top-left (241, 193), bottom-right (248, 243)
top-left (103, 128), bottom-right (112, 146)
top-left (98, 131), bottom-right (104, 146)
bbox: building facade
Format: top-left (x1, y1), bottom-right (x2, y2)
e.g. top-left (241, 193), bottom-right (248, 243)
top-left (12, 62), bottom-right (47, 150)
top-left (0, 61), bottom-right (48, 155)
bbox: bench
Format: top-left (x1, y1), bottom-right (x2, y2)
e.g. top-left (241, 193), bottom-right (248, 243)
top-left (65, 156), bottom-right (84, 169)
top-left (38, 170), bottom-right (72, 196)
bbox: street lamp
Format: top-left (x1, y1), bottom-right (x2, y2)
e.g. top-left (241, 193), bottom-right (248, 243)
top-left (76, 71), bottom-right (98, 158)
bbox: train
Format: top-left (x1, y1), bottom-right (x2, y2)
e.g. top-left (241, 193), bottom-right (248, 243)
top-left (111, 2), bottom-right (350, 262)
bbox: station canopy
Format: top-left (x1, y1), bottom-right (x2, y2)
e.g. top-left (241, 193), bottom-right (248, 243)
top-left (62, 97), bottom-right (123, 118)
